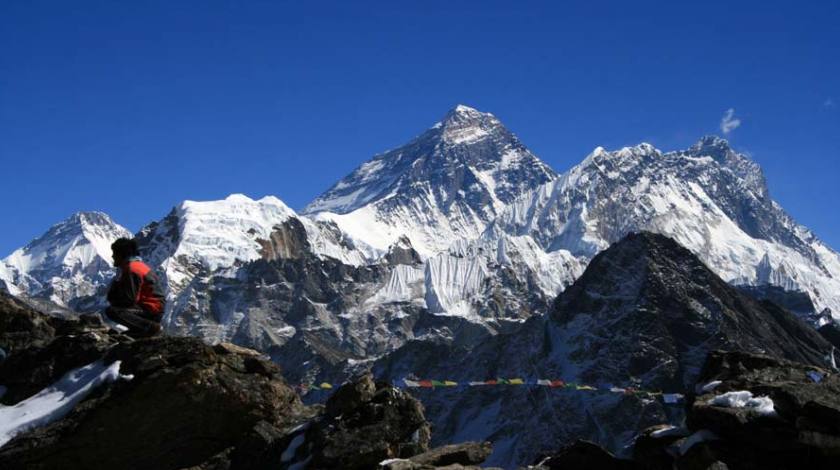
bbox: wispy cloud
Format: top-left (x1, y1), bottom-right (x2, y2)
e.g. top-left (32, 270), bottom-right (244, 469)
top-left (825, 98), bottom-right (835, 109)
top-left (720, 108), bottom-right (741, 134)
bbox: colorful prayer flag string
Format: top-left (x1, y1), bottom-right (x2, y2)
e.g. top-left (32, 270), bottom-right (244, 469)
top-left (295, 377), bottom-right (685, 405)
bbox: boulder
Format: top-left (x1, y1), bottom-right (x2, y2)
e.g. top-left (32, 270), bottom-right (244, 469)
top-left (407, 441), bottom-right (493, 466)
top-left (533, 440), bottom-right (637, 469)
top-left (378, 442), bottom-right (494, 469)
top-left (682, 350), bottom-right (840, 468)
top-left (632, 425), bottom-right (689, 470)
top-left (0, 291), bottom-right (59, 354)
top-left (300, 376), bottom-right (432, 469)
top-left (0, 292), bottom-right (125, 404)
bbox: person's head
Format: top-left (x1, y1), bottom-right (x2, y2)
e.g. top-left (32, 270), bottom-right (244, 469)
top-left (111, 238), bottom-right (139, 266)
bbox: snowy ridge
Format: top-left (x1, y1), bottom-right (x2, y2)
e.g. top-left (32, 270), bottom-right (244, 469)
top-left (0, 212), bottom-right (131, 306)
top-left (139, 194), bottom-right (297, 291)
top-left (491, 136), bottom-right (840, 318)
top-left (139, 193), bottom-right (369, 295)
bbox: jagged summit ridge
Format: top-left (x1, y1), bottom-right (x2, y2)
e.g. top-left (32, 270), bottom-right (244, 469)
top-left (490, 136), bottom-right (840, 317)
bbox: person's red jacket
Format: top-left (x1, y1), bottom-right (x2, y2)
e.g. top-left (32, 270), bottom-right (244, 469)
top-left (107, 257), bottom-right (166, 314)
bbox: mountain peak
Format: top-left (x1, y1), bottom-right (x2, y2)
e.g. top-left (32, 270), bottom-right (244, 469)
top-left (687, 134), bottom-right (767, 197)
top-left (552, 230), bottom-right (831, 382)
top-left (304, 105), bottom-right (555, 255)
top-left (65, 211), bottom-right (121, 232)
top-left (689, 135), bottom-right (732, 157)
top-left (436, 104), bottom-right (501, 145)
top-left (30, 211), bottom-right (128, 247)
top-left (444, 104), bottom-right (486, 119)
top-left (0, 210), bottom-right (131, 306)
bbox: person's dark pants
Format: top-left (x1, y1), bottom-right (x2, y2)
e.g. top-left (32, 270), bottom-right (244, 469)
top-left (105, 306), bottom-right (162, 338)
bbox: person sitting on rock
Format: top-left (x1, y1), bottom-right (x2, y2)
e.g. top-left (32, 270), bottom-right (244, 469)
top-left (105, 237), bottom-right (165, 338)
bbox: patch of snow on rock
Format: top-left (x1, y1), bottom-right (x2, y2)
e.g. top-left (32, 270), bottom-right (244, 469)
top-left (708, 390), bottom-right (776, 416)
top-left (0, 360), bottom-right (129, 447)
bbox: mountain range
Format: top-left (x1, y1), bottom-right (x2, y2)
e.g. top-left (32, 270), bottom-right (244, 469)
top-left (1, 104), bottom-right (838, 466)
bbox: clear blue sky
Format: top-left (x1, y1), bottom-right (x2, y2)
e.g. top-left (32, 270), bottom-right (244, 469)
top-left (1, 0), bottom-right (838, 255)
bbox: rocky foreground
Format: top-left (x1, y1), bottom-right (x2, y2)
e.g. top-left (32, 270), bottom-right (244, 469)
top-left (0, 292), bottom-right (493, 470)
top-left (2, 286), bottom-right (840, 469)
top-left (542, 350), bottom-right (840, 470)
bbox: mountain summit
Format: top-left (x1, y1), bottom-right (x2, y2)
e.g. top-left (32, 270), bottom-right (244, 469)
top-left (303, 105), bottom-right (556, 256)
top-left (0, 212), bottom-right (131, 307)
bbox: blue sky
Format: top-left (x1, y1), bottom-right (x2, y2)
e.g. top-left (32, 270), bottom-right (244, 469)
top-left (1, 0), bottom-right (838, 254)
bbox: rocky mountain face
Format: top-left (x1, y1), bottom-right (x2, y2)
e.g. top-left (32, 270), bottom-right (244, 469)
top-left (304, 105), bottom-right (557, 257)
top-left (372, 232), bottom-right (834, 467)
top-left (0, 292), bottom-right (495, 470)
top-left (0, 212), bottom-right (131, 309)
top-left (92, 187), bottom-right (571, 388)
top-left (147, 209), bottom-right (562, 386)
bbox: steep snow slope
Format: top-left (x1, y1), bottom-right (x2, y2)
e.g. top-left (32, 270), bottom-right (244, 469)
top-left (490, 136), bottom-right (840, 318)
top-left (0, 212), bottom-right (131, 307)
top-left (304, 105), bottom-right (556, 256)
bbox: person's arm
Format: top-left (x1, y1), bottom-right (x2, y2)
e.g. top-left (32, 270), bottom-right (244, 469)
top-left (106, 268), bottom-right (141, 308)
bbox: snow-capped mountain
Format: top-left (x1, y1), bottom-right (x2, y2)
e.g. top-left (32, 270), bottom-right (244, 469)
top-left (0, 212), bottom-right (131, 307)
top-left (304, 105), bottom-right (556, 257)
top-left (133, 194), bottom-right (369, 327)
top-left (3, 105), bottom-right (840, 468)
top-left (490, 136), bottom-right (840, 319)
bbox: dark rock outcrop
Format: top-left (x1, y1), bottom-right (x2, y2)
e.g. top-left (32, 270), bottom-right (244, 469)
top-left (0, 332), bottom-right (313, 469)
top-left (562, 350), bottom-right (840, 470)
top-left (0, 292), bottom-right (124, 404)
top-left (0, 291), bottom-right (63, 354)
top-left (533, 440), bottom-right (636, 469)
top-left (295, 372), bottom-right (432, 469)
top-left (817, 322), bottom-right (840, 350)
top-left (379, 442), bottom-right (495, 469)
top-left (406, 441), bottom-right (493, 467)
top-left (0, 291), bottom-right (492, 470)
top-left (383, 236), bottom-right (423, 267)
top-left (551, 232), bottom-right (832, 389)
top-left (682, 350), bottom-right (840, 469)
